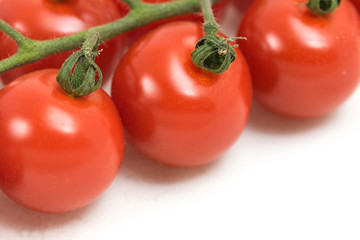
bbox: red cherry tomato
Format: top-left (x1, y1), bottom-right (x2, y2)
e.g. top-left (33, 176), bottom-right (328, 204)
top-left (0, 69), bottom-right (124, 213)
top-left (0, 0), bottom-right (125, 84)
top-left (111, 21), bottom-right (252, 167)
top-left (237, 0), bottom-right (360, 118)
top-left (114, 0), bottom-right (230, 44)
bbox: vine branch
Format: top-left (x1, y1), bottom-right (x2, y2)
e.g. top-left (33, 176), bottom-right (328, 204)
top-left (199, 0), bottom-right (219, 36)
top-left (0, 20), bottom-right (31, 45)
top-left (0, 0), bottom-right (220, 75)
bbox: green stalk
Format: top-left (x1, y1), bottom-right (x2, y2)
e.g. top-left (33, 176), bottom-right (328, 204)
top-left (56, 33), bottom-right (103, 97)
top-left (307, 0), bottom-right (341, 15)
top-left (0, 0), bottom-right (216, 75)
top-left (200, 0), bottom-right (219, 36)
top-left (191, 0), bottom-right (242, 74)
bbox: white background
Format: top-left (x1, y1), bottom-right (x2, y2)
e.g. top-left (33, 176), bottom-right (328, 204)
top-left (1, 3), bottom-right (360, 240)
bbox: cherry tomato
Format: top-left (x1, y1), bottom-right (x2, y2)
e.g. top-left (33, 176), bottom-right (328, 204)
top-left (0, 69), bottom-right (124, 213)
top-left (114, 0), bottom-right (230, 44)
top-left (0, 0), bottom-right (126, 84)
top-left (111, 21), bottom-right (252, 167)
top-left (237, 0), bottom-right (360, 118)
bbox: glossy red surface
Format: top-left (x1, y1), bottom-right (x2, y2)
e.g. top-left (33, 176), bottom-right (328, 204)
top-left (0, 69), bottom-right (124, 213)
top-left (112, 21), bottom-right (252, 167)
top-left (0, 0), bottom-right (125, 84)
top-left (238, 0), bottom-right (360, 118)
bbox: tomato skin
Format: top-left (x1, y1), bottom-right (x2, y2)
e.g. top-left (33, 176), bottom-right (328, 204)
top-left (111, 21), bottom-right (252, 167)
top-left (0, 69), bottom-right (124, 213)
top-left (351, 0), bottom-right (360, 11)
top-left (237, 0), bottom-right (360, 118)
top-left (233, 0), bottom-right (254, 11)
top-left (114, 0), bottom-right (230, 45)
top-left (0, 0), bottom-right (125, 84)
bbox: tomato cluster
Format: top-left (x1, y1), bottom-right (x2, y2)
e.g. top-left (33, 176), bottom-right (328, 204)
top-left (0, 0), bottom-right (359, 213)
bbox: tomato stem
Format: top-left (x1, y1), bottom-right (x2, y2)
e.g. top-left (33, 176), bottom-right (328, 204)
top-left (200, 0), bottom-right (219, 36)
top-left (0, 0), bottom-right (222, 75)
top-left (122, 0), bottom-right (146, 9)
top-left (0, 20), bottom-right (32, 45)
top-left (56, 33), bottom-right (103, 97)
top-left (191, 0), bottom-right (241, 74)
top-left (307, 0), bottom-right (340, 15)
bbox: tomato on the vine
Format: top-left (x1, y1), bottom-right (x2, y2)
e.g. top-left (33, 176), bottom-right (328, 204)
top-left (0, 69), bottom-right (125, 213)
top-left (111, 21), bottom-right (252, 167)
top-left (0, 0), bottom-right (126, 84)
top-left (114, 0), bottom-right (230, 44)
top-left (237, 0), bottom-right (360, 118)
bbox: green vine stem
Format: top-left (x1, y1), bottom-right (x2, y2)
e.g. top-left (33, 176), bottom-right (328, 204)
top-left (191, 0), bottom-right (243, 74)
top-left (307, 0), bottom-right (341, 15)
top-left (0, 0), bottom-right (220, 75)
top-left (56, 33), bottom-right (103, 97)
top-left (200, 0), bottom-right (219, 36)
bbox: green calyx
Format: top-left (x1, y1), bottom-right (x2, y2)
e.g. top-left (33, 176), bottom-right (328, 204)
top-left (56, 33), bottom-right (103, 98)
top-left (307, 0), bottom-right (341, 16)
top-left (191, 35), bottom-right (244, 74)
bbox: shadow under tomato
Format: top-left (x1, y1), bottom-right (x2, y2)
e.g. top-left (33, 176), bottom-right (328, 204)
top-left (118, 142), bottom-right (221, 185)
top-left (0, 190), bottom-right (96, 232)
top-left (246, 101), bottom-right (337, 135)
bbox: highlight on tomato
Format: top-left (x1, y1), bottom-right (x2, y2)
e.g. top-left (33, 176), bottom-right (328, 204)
top-left (0, 0), bottom-right (126, 84)
top-left (237, 0), bottom-right (360, 118)
top-left (111, 21), bottom-right (252, 167)
top-left (0, 69), bottom-right (125, 213)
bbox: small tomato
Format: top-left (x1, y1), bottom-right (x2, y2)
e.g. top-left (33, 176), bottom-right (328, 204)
top-left (237, 0), bottom-right (360, 118)
top-left (111, 21), bottom-right (252, 167)
top-left (0, 69), bottom-right (124, 213)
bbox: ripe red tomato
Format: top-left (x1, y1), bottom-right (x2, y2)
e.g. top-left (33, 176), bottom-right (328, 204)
top-left (0, 0), bottom-right (125, 84)
top-left (0, 69), bottom-right (124, 213)
top-left (237, 0), bottom-right (360, 118)
top-left (114, 0), bottom-right (230, 44)
top-left (111, 21), bottom-right (252, 167)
